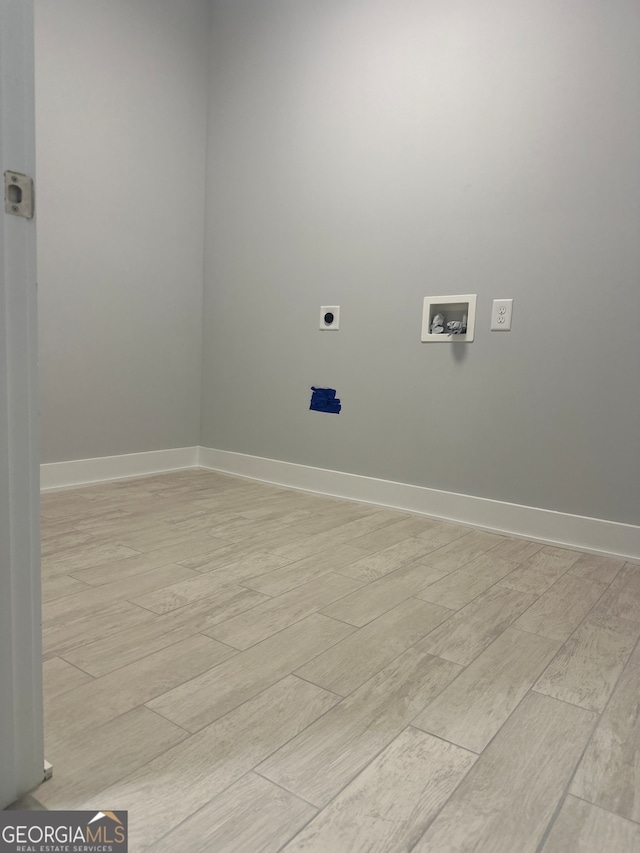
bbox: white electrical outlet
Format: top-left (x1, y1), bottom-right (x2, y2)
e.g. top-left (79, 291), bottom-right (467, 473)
top-left (490, 299), bottom-right (513, 331)
top-left (320, 306), bottom-right (340, 330)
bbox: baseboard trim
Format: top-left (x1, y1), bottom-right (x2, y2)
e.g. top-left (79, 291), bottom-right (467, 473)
top-left (40, 447), bottom-right (199, 492)
top-left (39, 445), bottom-right (639, 560)
top-left (199, 447), bottom-right (640, 561)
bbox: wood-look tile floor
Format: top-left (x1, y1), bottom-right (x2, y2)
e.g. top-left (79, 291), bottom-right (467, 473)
top-left (36, 469), bottom-right (640, 852)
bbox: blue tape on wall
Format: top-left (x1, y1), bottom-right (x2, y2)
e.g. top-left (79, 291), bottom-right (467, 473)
top-left (310, 387), bottom-right (341, 414)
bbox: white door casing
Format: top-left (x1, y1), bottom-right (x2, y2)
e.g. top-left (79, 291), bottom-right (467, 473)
top-left (0, 0), bottom-right (44, 808)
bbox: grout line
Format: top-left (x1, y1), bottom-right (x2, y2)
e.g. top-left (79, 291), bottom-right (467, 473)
top-left (568, 793), bottom-right (640, 827)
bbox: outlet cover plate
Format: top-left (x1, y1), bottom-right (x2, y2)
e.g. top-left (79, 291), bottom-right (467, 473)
top-left (490, 298), bottom-right (513, 331)
top-left (320, 306), bottom-right (340, 330)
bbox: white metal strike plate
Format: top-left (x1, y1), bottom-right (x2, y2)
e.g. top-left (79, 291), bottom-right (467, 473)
top-left (4, 170), bottom-right (34, 219)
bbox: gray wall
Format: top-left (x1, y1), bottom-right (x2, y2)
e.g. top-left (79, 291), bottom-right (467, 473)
top-left (35, 0), bottom-right (640, 526)
top-left (36, 0), bottom-right (210, 462)
top-left (201, 0), bottom-right (640, 525)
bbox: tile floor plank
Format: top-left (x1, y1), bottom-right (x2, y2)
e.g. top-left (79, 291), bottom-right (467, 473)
top-left (568, 552), bottom-right (626, 584)
top-left (42, 542), bottom-right (142, 576)
top-left (42, 601), bottom-right (154, 660)
top-left (41, 574), bottom-right (91, 603)
top-left (272, 511), bottom-right (403, 561)
top-left (533, 612), bottom-right (640, 712)
top-left (593, 562), bottom-right (640, 622)
top-left (220, 525), bottom-right (313, 553)
top-left (412, 692), bottom-right (596, 853)
top-left (199, 516), bottom-right (302, 546)
top-left (541, 795), bottom-right (640, 853)
top-left (42, 563), bottom-right (202, 625)
top-left (499, 545), bottom-right (581, 594)
top-left (513, 574), bottom-right (607, 642)
top-left (418, 530), bottom-right (505, 572)
top-left (68, 535), bottom-right (233, 585)
top-left (415, 522), bottom-right (473, 551)
top-left (335, 537), bottom-right (437, 583)
top-left (42, 657), bottom-right (94, 698)
top-left (60, 616), bottom-right (207, 678)
top-left (37, 707), bottom-right (187, 810)
top-left (146, 614), bottom-right (355, 731)
top-left (130, 571), bottom-right (271, 615)
top-left (415, 553), bottom-right (518, 611)
top-left (289, 503), bottom-right (381, 535)
top-left (570, 639), bottom-right (640, 821)
top-left (205, 573), bottom-right (364, 650)
top-left (148, 773), bottom-right (317, 853)
top-left (258, 648), bottom-right (461, 807)
top-left (114, 522), bottom-right (223, 552)
top-left (345, 516), bottom-right (437, 552)
top-left (79, 676), bottom-right (339, 850)
top-left (485, 537), bottom-right (543, 564)
top-left (46, 634), bottom-right (235, 747)
top-left (239, 545), bottom-right (369, 597)
top-left (71, 509), bottom-right (161, 536)
top-left (177, 544), bottom-right (293, 574)
top-left (35, 471), bottom-right (640, 853)
top-left (40, 493), bottom-right (100, 520)
top-left (413, 627), bottom-right (560, 753)
top-left (295, 598), bottom-right (453, 696)
top-left (59, 586), bottom-right (262, 677)
top-left (418, 585), bottom-right (538, 666)
top-left (282, 727), bottom-right (476, 852)
top-left (320, 560), bottom-right (449, 627)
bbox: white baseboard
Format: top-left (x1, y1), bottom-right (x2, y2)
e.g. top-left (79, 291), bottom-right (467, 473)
top-left (39, 445), bottom-right (640, 560)
top-left (199, 447), bottom-right (640, 562)
top-left (40, 447), bottom-right (199, 492)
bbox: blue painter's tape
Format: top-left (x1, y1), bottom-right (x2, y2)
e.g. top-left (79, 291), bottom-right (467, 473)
top-left (310, 387), bottom-right (341, 414)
